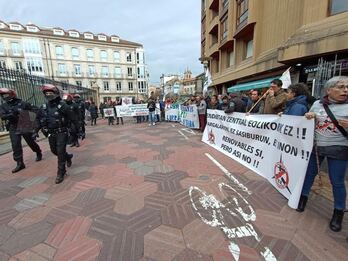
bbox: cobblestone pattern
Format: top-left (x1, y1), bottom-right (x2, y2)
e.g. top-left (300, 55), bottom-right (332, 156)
top-left (0, 119), bottom-right (347, 260)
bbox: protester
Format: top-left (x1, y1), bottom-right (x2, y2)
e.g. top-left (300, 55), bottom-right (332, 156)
top-left (147, 97), bottom-right (156, 126)
top-left (99, 102), bottom-right (105, 119)
top-left (196, 95), bottom-right (207, 132)
top-left (207, 95), bottom-right (220, 109)
top-left (106, 100), bottom-right (115, 125)
top-left (246, 90), bottom-right (264, 114)
top-left (89, 101), bottom-right (98, 126)
top-left (297, 76), bottom-right (348, 232)
top-left (0, 88), bottom-right (42, 173)
top-left (264, 79), bottom-right (287, 114)
top-left (227, 93), bottom-right (246, 113)
top-left (282, 83), bottom-right (309, 116)
top-left (115, 97), bottom-right (124, 125)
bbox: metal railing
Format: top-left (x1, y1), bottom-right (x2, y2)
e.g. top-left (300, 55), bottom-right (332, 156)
top-left (0, 67), bottom-right (97, 108)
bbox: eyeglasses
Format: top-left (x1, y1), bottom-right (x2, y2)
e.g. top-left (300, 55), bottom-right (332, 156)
top-left (334, 85), bottom-right (348, 90)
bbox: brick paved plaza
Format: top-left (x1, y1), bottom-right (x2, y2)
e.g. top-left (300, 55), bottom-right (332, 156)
top-left (0, 119), bottom-right (347, 261)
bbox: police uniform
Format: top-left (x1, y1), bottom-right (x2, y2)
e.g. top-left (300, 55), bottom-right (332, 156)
top-left (73, 95), bottom-right (86, 139)
top-left (36, 85), bottom-right (78, 184)
top-left (64, 96), bottom-right (80, 147)
top-left (0, 89), bottom-right (42, 173)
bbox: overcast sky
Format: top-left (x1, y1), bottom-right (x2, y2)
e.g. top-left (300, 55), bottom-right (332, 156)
top-left (0, 0), bottom-right (203, 84)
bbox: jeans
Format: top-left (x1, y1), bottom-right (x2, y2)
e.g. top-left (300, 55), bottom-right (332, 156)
top-left (149, 111), bottom-right (156, 124)
top-left (301, 152), bottom-right (348, 210)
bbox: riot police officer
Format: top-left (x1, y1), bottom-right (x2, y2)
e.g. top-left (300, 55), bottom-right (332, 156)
top-left (63, 94), bottom-right (80, 147)
top-left (0, 88), bottom-right (42, 173)
top-left (73, 94), bottom-right (86, 140)
top-left (36, 84), bottom-right (77, 184)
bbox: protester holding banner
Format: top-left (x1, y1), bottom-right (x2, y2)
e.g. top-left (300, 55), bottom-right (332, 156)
top-left (115, 98), bottom-right (124, 125)
top-left (105, 100), bottom-right (115, 125)
top-left (0, 88), bottom-right (42, 173)
top-left (297, 76), bottom-right (348, 232)
top-left (282, 83), bottom-right (309, 116)
top-left (207, 95), bottom-right (219, 110)
top-left (196, 96), bottom-right (207, 132)
top-left (246, 90), bottom-right (264, 114)
top-left (264, 79), bottom-right (287, 114)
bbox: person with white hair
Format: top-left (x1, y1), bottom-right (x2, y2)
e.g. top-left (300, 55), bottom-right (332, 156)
top-left (297, 76), bottom-right (348, 232)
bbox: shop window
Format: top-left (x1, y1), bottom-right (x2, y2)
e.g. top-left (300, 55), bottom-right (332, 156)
top-left (330, 0), bottom-right (348, 15)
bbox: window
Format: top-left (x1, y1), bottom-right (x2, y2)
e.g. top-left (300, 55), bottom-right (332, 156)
top-left (103, 81), bottom-right (110, 91)
top-left (69, 31), bottom-right (79, 37)
top-left (53, 29), bottom-right (64, 36)
top-left (237, 0), bottom-right (249, 29)
top-left (88, 65), bottom-right (96, 76)
top-left (111, 36), bottom-right (119, 42)
top-left (74, 64), bottom-right (81, 76)
top-left (330, 0), bottom-right (348, 15)
top-left (9, 24), bottom-right (22, 31)
top-left (101, 66), bottom-right (109, 77)
top-left (71, 47), bottom-right (79, 60)
top-left (55, 46), bottom-right (64, 59)
top-left (98, 35), bottom-right (107, 41)
top-left (245, 39), bottom-right (253, 58)
top-left (23, 39), bottom-right (41, 54)
top-left (114, 67), bottom-right (121, 78)
top-left (227, 50), bottom-right (235, 67)
top-left (116, 81), bottom-right (122, 91)
top-left (0, 60), bottom-right (6, 69)
top-left (114, 51), bottom-right (120, 62)
top-left (127, 67), bottom-right (133, 77)
top-left (76, 81), bottom-right (82, 87)
top-left (87, 49), bottom-right (94, 61)
top-left (58, 63), bottom-right (67, 75)
top-left (221, 17), bottom-right (228, 40)
top-left (100, 50), bottom-right (108, 61)
top-left (15, 61), bottom-right (23, 71)
top-left (26, 26), bottom-right (39, 32)
top-left (126, 52), bottom-right (132, 62)
top-left (137, 67), bottom-right (145, 78)
top-left (128, 82), bottom-right (134, 91)
top-left (84, 33), bottom-right (94, 39)
top-left (138, 81), bottom-right (147, 93)
top-left (26, 57), bottom-right (44, 73)
top-left (0, 40), bottom-right (4, 54)
top-left (11, 42), bottom-right (21, 55)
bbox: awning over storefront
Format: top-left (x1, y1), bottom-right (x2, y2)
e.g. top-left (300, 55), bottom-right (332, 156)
top-left (228, 77), bottom-right (279, 93)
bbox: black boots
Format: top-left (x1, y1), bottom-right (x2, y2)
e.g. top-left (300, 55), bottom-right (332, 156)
top-left (330, 209), bottom-right (345, 232)
top-left (296, 195), bottom-right (308, 212)
top-left (12, 161), bottom-right (25, 173)
top-left (36, 152), bottom-right (42, 162)
top-left (55, 172), bottom-right (66, 184)
top-left (66, 154), bottom-right (73, 168)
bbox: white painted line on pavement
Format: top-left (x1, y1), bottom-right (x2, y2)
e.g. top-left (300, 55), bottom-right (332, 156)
top-left (181, 128), bottom-right (196, 135)
top-left (171, 124), bottom-right (176, 128)
top-left (178, 130), bottom-right (189, 140)
top-left (205, 153), bottom-right (252, 195)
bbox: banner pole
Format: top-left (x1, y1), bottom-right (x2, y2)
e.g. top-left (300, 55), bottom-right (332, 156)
top-left (247, 91), bottom-right (268, 113)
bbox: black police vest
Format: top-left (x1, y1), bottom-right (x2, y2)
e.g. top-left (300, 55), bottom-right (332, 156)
top-left (1, 100), bottom-right (23, 128)
top-left (41, 102), bottom-right (67, 129)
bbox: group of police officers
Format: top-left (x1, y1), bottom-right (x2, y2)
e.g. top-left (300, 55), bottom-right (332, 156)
top-left (0, 84), bottom-right (86, 184)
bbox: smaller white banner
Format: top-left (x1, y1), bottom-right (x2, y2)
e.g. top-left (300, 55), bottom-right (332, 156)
top-left (103, 108), bottom-right (115, 118)
top-left (165, 103), bottom-right (180, 122)
top-left (180, 104), bottom-right (199, 129)
top-left (115, 104), bottom-right (148, 117)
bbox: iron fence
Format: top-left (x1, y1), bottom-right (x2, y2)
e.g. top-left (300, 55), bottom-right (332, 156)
top-left (0, 67), bottom-right (97, 131)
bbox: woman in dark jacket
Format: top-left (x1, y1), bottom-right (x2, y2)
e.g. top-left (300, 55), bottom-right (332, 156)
top-left (283, 83), bottom-right (309, 116)
top-left (89, 102), bottom-right (98, 126)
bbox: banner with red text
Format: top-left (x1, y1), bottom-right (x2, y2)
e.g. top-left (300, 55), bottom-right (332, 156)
top-left (202, 109), bottom-right (314, 208)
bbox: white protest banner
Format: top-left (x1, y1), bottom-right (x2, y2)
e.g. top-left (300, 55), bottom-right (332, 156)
top-left (202, 110), bottom-right (314, 209)
top-left (103, 108), bottom-right (115, 118)
top-left (155, 103), bottom-right (161, 115)
top-left (115, 104), bottom-right (148, 117)
top-left (165, 103), bottom-right (180, 122)
top-left (180, 104), bottom-right (199, 129)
